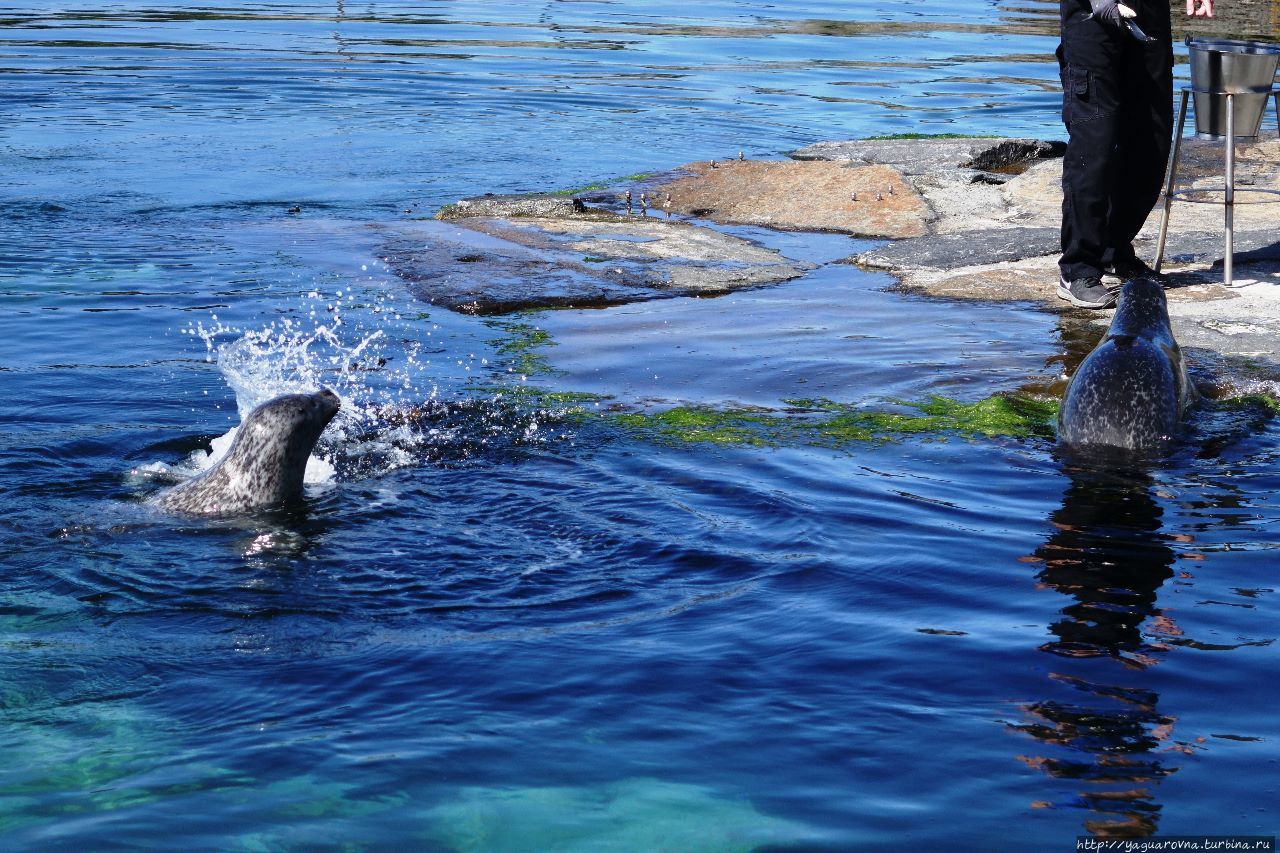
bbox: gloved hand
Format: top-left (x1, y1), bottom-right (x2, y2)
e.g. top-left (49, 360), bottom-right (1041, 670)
top-left (1088, 0), bottom-right (1138, 29)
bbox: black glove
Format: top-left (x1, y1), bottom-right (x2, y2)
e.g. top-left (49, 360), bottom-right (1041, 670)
top-left (1088, 0), bottom-right (1135, 28)
top-left (1087, 0), bottom-right (1156, 41)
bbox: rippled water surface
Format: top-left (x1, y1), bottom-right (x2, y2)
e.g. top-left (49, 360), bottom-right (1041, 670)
top-left (3, 2), bottom-right (1280, 848)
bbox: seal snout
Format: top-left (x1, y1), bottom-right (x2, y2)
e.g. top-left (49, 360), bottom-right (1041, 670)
top-left (315, 388), bottom-right (341, 421)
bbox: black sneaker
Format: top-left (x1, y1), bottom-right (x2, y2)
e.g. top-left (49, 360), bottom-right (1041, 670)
top-left (1103, 256), bottom-right (1165, 281)
top-left (1057, 274), bottom-right (1117, 309)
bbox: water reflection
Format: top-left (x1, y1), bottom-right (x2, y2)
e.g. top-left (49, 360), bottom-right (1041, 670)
top-left (1016, 462), bottom-right (1183, 838)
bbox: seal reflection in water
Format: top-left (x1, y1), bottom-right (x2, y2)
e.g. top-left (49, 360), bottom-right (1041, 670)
top-left (155, 389), bottom-right (340, 515)
top-left (1058, 278), bottom-right (1197, 455)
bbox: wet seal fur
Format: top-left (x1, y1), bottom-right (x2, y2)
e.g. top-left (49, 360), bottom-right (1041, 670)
top-left (155, 389), bottom-right (340, 515)
top-left (1059, 278), bottom-right (1197, 455)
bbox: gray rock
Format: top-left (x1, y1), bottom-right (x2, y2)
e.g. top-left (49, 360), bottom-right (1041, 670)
top-left (1232, 239), bottom-right (1280, 265)
top-left (471, 216), bottom-right (808, 293)
top-left (1156, 230), bottom-right (1280, 267)
top-left (791, 138), bottom-right (1004, 173)
top-left (406, 134), bottom-right (1280, 380)
top-left (385, 223), bottom-right (649, 315)
top-left (855, 227), bottom-right (1062, 271)
top-left (513, 217), bottom-right (797, 266)
top-left (1171, 316), bottom-right (1280, 366)
top-left (960, 139), bottom-right (1065, 172)
top-left (791, 137), bottom-right (1064, 177)
top-left (1167, 279), bottom-right (1280, 370)
top-left (384, 217), bottom-right (805, 315)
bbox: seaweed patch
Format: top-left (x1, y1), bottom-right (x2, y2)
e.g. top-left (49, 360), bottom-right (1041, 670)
top-left (609, 394), bottom-right (1059, 448)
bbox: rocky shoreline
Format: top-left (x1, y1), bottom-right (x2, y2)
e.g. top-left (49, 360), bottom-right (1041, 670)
top-left (405, 134), bottom-right (1280, 382)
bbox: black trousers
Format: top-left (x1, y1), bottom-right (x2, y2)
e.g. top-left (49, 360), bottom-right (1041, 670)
top-left (1058, 0), bottom-right (1173, 281)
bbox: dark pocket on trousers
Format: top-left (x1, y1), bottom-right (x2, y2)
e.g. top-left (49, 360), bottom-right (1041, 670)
top-left (1062, 65), bottom-right (1096, 125)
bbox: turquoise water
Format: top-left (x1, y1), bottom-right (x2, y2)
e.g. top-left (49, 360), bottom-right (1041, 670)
top-left (3, 2), bottom-right (1280, 848)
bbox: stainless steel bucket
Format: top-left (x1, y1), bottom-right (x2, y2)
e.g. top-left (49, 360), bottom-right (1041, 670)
top-left (1188, 38), bottom-right (1280, 138)
top-left (1191, 90), bottom-right (1272, 139)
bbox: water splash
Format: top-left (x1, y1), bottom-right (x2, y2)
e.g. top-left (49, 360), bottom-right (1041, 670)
top-left (1211, 375), bottom-right (1280, 404)
top-left (186, 287), bottom-right (436, 415)
top-left (167, 288), bottom-right (443, 484)
top-left (160, 289), bottom-right (579, 489)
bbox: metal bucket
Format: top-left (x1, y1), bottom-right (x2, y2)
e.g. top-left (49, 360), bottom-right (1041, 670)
top-left (1191, 90), bottom-right (1273, 139)
top-left (1188, 38), bottom-right (1280, 138)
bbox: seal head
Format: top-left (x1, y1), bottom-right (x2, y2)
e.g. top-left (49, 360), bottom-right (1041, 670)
top-left (156, 388), bottom-right (341, 515)
top-left (1058, 278), bottom-right (1196, 456)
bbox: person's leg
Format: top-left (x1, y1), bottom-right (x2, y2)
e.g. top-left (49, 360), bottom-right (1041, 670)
top-left (1106, 4), bottom-right (1174, 267)
top-left (1059, 0), bottom-right (1127, 283)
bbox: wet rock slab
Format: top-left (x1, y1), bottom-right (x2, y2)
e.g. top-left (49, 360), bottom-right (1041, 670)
top-left (384, 221), bottom-right (642, 315)
top-left (652, 160), bottom-right (928, 238)
top-left (437, 193), bottom-right (589, 220)
top-left (1166, 136), bottom-right (1280, 187)
top-left (403, 134), bottom-right (1280, 372)
top-left (794, 137), bottom-right (1070, 241)
top-left (791, 137), bottom-right (1064, 176)
top-left (388, 214), bottom-right (805, 315)
top-left (1168, 281), bottom-right (1280, 364)
top-left (857, 227), bottom-right (1061, 271)
top-left (411, 138), bottom-right (1069, 317)
top-left (889, 256), bottom-right (1066, 306)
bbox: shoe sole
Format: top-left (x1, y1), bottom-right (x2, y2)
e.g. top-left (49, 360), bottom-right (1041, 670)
top-left (1057, 280), bottom-right (1117, 309)
top-left (1103, 267), bottom-right (1168, 284)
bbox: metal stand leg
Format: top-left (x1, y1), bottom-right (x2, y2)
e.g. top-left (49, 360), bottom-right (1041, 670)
top-left (1225, 94), bottom-right (1235, 286)
top-left (1275, 91), bottom-right (1280, 138)
top-left (1153, 89), bottom-right (1190, 273)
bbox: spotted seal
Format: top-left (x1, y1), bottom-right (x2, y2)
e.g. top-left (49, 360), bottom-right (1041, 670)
top-left (1059, 278), bottom-right (1196, 455)
top-left (155, 389), bottom-right (341, 515)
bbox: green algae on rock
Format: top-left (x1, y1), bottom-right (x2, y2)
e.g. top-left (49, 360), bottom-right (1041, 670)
top-left (795, 394), bottom-right (1060, 441)
top-left (610, 394), bottom-right (1059, 448)
top-left (612, 406), bottom-right (777, 446)
top-left (484, 319), bottom-right (559, 377)
top-left (466, 382), bottom-right (610, 412)
top-left (1216, 393), bottom-right (1280, 416)
top-left (1250, 395), bottom-right (1280, 415)
top-left (474, 310), bottom-right (1060, 448)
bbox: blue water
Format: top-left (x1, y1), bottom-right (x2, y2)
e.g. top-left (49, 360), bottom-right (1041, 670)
top-left (4, 2), bottom-right (1280, 848)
